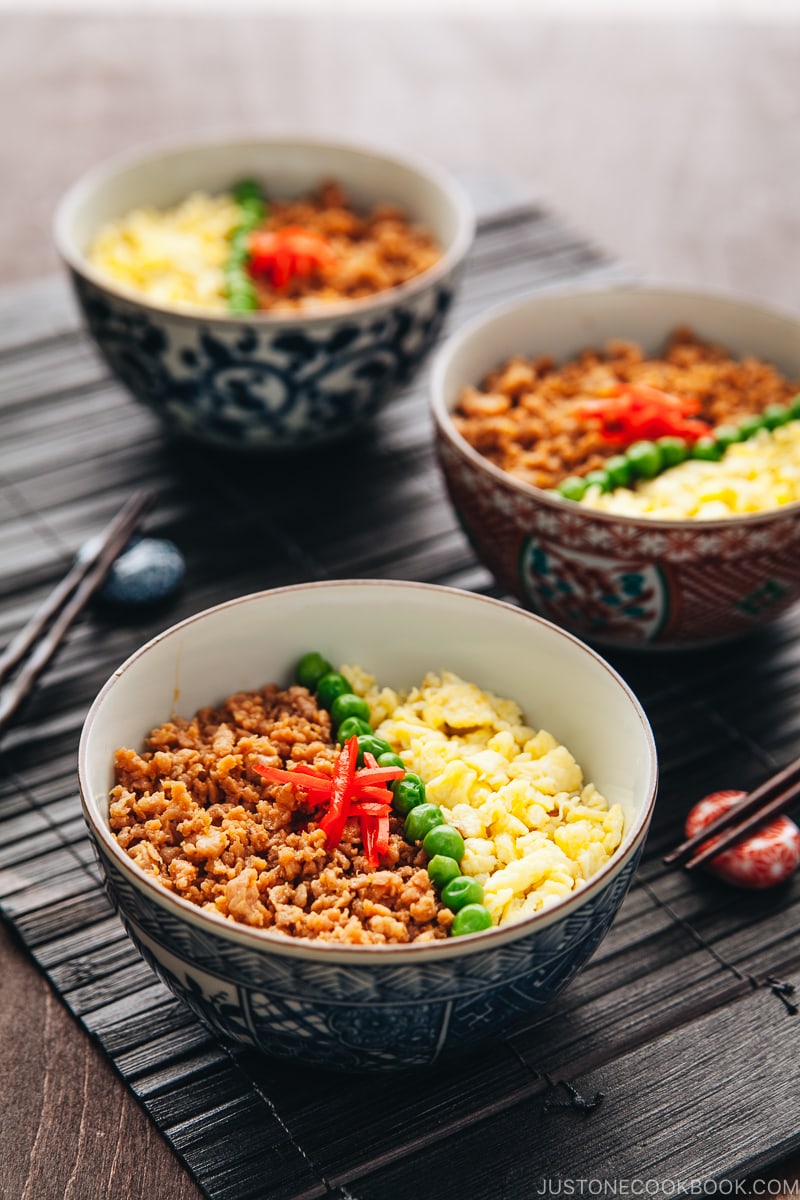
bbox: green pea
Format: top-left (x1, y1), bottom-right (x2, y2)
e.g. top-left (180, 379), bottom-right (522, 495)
top-left (427, 855), bottom-right (462, 890)
top-left (356, 733), bottom-right (393, 765)
top-left (626, 440), bottom-right (664, 479)
top-left (656, 436), bottom-right (689, 468)
top-left (226, 247), bottom-right (248, 271)
top-left (713, 424), bottom-right (743, 450)
top-left (401, 771), bottom-right (425, 789)
top-left (227, 285), bottom-right (258, 314)
top-left (558, 476), bottom-right (588, 501)
top-left (790, 395), bottom-right (800, 420)
top-left (336, 716), bottom-right (373, 744)
top-left (233, 177), bottom-right (263, 206)
top-left (239, 199), bottom-right (265, 227)
top-left (738, 414), bottom-right (764, 440)
top-left (451, 903), bottom-right (493, 936)
top-left (316, 671), bottom-right (352, 710)
top-left (422, 823), bottom-right (465, 863)
top-left (441, 875), bottom-right (484, 911)
top-left (764, 404), bottom-right (791, 430)
top-left (692, 436), bottom-right (723, 462)
top-left (331, 692), bottom-right (371, 727)
top-left (391, 774), bottom-right (426, 816)
top-left (377, 751), bottom-right (406, 770)
top-left (404, 803), bottom-right (445, 843)
top-left (229, 227), bottom-right (252, 256)
top-left (583, 469), bottom-right (611, 493)
top-left (604, 454), bottom-right (632, 488)
top-left (295, 652), bottom-right (334, 691)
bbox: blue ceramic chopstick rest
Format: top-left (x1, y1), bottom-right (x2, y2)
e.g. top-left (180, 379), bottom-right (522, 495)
top-left (100, 538), bottom-right (185, 605)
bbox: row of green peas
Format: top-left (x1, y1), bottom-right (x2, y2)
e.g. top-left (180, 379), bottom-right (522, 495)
top-left (225, 179), bottom-right (267, 315)
top-left (295, 652), bottom-right (494, 937)
top-left (295, 651), bottom-right (397, 765)
top-left (403, 803), bottom-right (493, 936)
top-left (557, 393), bottom-right (800, 502)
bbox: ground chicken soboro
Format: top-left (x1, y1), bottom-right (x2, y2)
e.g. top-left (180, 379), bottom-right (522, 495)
top-left (252, 181), bottom-right (441, 312)
top-left (454, 328), bottom-right (800, 490)
top-left (110, 684), bottom-right (452, 944)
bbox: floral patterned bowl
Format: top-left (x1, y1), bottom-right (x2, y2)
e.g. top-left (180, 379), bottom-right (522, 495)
top-left (54, 137), bottom-right (474, 451)
top-left (79, 581), bottom-right (656, 1071)
top-left (431, 285), bottom-right (800, 649)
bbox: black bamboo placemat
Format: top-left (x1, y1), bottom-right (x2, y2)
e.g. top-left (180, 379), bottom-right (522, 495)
top-left (1, 178), bottom-right (799, 1199)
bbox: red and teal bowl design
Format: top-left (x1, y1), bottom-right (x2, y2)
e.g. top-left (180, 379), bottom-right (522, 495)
top-left (437, 436), bottom-right (800, 648)
top-left (431, 285), bottom-right (800, 649)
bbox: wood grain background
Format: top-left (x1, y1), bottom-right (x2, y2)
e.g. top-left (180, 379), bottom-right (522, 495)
top-left (3, 11), bottom-right (800, 315)
top-left (1, 10), bottom-right (799, 1199)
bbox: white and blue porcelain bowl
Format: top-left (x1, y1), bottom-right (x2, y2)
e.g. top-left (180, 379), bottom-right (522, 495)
top-left (54, 137), bottom-right (474, 451)
top-left (78, 580), bottom-right (657, 1072)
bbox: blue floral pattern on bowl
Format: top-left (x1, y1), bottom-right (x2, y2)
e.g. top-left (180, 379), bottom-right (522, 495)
top-left (93, 835), bottom-right (642, 1072)
top-left (72, 271), bottom-right (457, 450)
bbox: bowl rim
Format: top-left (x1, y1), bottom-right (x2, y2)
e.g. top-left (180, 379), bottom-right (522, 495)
top-left (79, 578), bottom-right (658, 966)
top-left (430, 281), bottom-right (800, 531)
top-left (53, 132), bottom-right (476, 328)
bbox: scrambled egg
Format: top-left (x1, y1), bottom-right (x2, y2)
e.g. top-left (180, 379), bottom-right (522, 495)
top-left (87, 192), bottom-right (240, 312)
top-left (581, 422), bottom-right (800, 519)
top-left (343, 666), bottom-right (624, 928)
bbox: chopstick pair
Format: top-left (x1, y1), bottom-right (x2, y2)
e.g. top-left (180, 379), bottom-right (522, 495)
top-left (0, 490), bottom-right (156, 740)
top-left (663, 756), bottom-right (800, 871)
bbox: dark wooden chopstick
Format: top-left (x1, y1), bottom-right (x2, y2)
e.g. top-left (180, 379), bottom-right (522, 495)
top-left (0, 513), bottom-right (136, 688)
top-left (0, 490), bottom-right (155, 740)
top-left (663, 753), bottom-right (800, 871)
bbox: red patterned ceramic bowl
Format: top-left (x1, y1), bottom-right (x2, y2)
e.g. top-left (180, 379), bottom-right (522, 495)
top-left (431, 286), bottom-right (800, 649)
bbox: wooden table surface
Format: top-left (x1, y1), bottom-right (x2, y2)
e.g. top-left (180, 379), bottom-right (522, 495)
top-left (2, 11), bottom-right (800, 1199)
